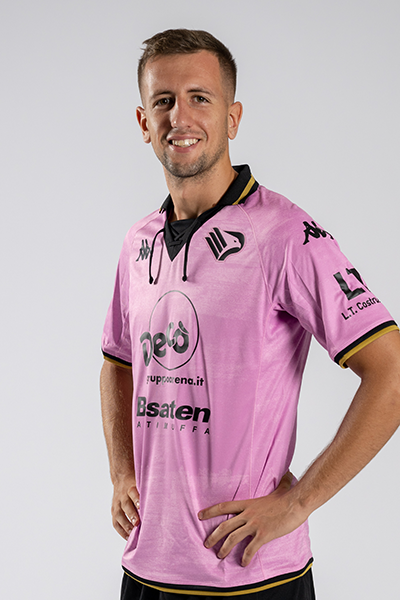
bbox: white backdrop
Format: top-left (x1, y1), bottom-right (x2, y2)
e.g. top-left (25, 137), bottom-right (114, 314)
top-left (1, 1), bottom-right (399, 598)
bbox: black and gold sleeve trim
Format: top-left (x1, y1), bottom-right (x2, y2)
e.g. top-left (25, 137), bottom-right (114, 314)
top-left (102, 351), bottom-right (132, 369)
top-left (335, 320), bottom-right (399, 368)
top-left (122, 558), bottom-right (313, 596)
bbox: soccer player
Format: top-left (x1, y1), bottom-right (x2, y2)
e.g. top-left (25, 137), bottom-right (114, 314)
top-left (100, 29), bottom-right (400, 600)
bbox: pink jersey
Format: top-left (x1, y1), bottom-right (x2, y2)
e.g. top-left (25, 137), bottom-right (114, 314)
top-left (102, 166), bottom-right (397, 594)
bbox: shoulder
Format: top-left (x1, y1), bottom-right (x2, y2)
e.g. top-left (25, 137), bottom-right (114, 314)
top-left (122, 209), bottom-right (164, 251)
top-left (242, 184), bottom-right (327, 249)
top-left (241, 185), bottom-right (344, 290)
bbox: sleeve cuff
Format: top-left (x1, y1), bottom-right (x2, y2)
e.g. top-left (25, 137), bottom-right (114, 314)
top-left (334, 321), bottom-right (399, 368)
top-left (102, 350), bottom-right (132, 369)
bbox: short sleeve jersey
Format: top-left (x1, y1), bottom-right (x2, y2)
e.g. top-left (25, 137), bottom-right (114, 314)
top-left (102, 165), bottom-right (397, 595)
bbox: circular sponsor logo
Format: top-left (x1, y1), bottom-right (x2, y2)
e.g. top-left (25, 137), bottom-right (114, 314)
top-left (140, 290), bottom-right (199, 371)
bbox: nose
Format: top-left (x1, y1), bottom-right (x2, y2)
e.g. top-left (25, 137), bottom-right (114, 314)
top-left (170, 98), bottom-right (192, 129)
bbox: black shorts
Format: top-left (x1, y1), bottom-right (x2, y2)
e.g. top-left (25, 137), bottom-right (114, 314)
top-left (120, 569), bottom-right (316, 600)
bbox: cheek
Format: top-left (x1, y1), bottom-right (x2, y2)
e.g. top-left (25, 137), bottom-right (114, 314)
top-left (205, 114), bottom-right (228, 138)
top-left (145, 121), bottom-right (161, 145)
top-left (148, 116), bottom-right (169, 141)
top-left (211, 118), bottom-right (229, 142)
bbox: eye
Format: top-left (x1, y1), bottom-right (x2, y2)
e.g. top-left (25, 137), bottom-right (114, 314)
top-left (193, 95), bottom-right (208, 103)
top-left (155, 97), bottom-right (172, 107)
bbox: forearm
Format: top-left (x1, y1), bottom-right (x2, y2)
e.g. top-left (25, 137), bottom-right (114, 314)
top-left (292, 331), bottom-right (400, 518)
top-left (199, 332), bottom-right (400, 566)
top-left (100, 360), bottom-right (140, 538)
top-left (100, 360), bottom-right (135, 483)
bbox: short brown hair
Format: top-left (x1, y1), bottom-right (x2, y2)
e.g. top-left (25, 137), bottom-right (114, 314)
top-left (138, 29), bottom-right (237, 100)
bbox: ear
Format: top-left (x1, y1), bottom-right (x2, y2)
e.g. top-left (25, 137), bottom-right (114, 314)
top-left (227, 101), bottom-right (243, 140)
top-left (136, 106), bottom-right (151, 144)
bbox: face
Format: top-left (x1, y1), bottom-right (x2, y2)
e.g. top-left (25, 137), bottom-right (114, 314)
top-left (137, 51), bottom-right (242, 180)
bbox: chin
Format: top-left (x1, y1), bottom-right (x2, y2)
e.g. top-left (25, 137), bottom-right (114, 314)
top-left (164, 159), bottom-right (208, 179)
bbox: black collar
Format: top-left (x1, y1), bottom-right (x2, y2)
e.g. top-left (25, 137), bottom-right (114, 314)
top-left (159, 164), bottom-right (258, 216)
top-left (149, 165), bottom-right (258, 280)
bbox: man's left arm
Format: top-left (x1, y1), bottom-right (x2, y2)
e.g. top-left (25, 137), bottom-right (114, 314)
top-left (199, 330), bottom-right (400, 566)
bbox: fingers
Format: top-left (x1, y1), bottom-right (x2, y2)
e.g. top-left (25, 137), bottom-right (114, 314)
top-left (240, 535), bottom-right (267, 567)
top-left (202, 512), bottom-right (264, 567)
top-left (199, 500), bottom-right (249, 561)
top-left (127, 485), bottom-right (140, 513)
top-left (198, 491), bottom-right (296, 567)
top-left (198, 500), bottom-right (243, 521)
top-left (204, 513), bottom-right (246, 550)
top-left (112, 484), bottom-right (140, 540)
top-left (113, 510), bottom-right (137, 540)
top-left (202, 510), bottom-right (264, 563)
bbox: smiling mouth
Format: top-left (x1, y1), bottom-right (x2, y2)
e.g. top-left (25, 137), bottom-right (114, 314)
top-left (169, 138), bottom-right (199, 147)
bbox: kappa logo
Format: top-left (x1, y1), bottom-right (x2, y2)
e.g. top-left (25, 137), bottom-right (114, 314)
top-left (136, 239), bottom-right (150, 261)
top-left (205, 227), bottom-right (245, 261)
top-left (303, 221), bottom-right (333, 245)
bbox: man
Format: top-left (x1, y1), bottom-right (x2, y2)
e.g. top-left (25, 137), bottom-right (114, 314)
top-left (100, 29), bottom-right (400, 599)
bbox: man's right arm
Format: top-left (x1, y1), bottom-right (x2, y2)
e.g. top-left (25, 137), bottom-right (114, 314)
top-left (100, 360), bottom-right (139, 540)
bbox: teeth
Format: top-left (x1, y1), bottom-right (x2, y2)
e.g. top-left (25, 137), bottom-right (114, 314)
top-left (171, 138), bottom-right (198, 147)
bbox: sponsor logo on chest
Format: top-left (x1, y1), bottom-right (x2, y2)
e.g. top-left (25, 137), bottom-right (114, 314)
top-left (139, 290), bottom-right (199, 370)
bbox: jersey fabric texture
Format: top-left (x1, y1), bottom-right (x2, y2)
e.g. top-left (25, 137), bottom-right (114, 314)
top-left (102, 165), bottom-right (397, 595)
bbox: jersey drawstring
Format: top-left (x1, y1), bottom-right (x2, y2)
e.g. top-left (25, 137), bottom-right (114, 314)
top-left (149, 223), bottom-right (198, 284)
top-left (148, 227), bottom-right (164, 284)
top-left (182, 228), bottom-right (196, 282)
top-left (182, 242), bottom-right (189, 282)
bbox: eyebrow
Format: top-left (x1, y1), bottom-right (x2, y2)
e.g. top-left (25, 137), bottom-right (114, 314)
top-left (149, 87), bottom-right (216, 101)
top-left (150, 90), bottom-right (172, 99)
top-left (187, 88), bottom-right (216, 97)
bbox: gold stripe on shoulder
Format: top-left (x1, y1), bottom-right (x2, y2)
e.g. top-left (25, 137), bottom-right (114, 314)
top-left (233, 175), bottom-right (255, 205)
top-left (339, 324), bottom-right (399, 368)
top-left (126, 560), bottom-right (313, 596)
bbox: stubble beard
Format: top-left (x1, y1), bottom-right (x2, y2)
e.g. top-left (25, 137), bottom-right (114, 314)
top-left (157, 135), bottom-right (228, 181)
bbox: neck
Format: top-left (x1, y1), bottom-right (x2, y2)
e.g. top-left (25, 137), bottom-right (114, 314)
top-left (165, 158), bottom-right (238, 222)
